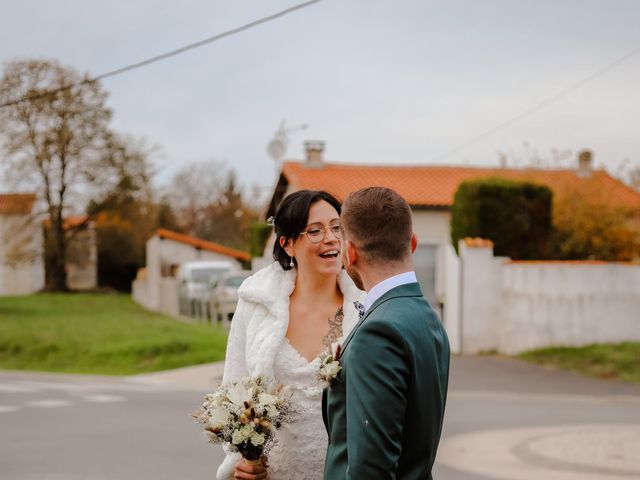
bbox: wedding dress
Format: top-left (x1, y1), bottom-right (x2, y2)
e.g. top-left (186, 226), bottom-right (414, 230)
top-left (266, 338), bottom-right (326, 480)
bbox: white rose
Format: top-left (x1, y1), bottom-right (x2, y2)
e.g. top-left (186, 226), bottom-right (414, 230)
top-left (208, 406), bottom-right (230, 429)
top-left (250, 432), bottom-right (266, 446)
top-left (323, 361), bottom-right (341, 378)
top-left (231, 430), bottom-right (245, 445)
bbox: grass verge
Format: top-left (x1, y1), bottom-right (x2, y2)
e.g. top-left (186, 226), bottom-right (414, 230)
top-left (520, 342), bottom-right (640, 384)
top-left (0, 293), bottom-right (228, 375)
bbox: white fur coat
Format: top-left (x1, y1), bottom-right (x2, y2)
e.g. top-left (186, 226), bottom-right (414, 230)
top-left (216, 262), bottom-right (365, 479)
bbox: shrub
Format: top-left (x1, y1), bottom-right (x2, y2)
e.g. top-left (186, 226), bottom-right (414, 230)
top-left (451, 178), bottom-right (553, 259)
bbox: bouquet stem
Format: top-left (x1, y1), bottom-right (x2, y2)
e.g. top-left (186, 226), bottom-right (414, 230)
top-left (244, 457), bottom-right (263, 467)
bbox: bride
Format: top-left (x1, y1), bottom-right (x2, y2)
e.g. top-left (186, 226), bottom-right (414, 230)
top-left (216, 190), bottom-right (364, 480)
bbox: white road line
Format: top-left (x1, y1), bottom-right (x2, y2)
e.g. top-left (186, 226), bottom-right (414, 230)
top-left (0, 384), bottom-right (41, 393)
top-left (0, 405), bottom-right (20, 413)
top-left (25, 399), bottom-right (73, 408)
top-left (13, 380), bottom-right (168, 393)
top-left (82, 394), bottom-right (126, 403)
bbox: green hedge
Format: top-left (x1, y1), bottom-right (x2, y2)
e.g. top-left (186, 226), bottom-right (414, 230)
top-left (451, 178), bottom-right (553, 259)
top-left (249, 221), bottom-right (273, 258)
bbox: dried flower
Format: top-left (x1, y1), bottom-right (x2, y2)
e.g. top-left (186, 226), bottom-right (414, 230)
top-left (192, 375), bottom-right (297, 461)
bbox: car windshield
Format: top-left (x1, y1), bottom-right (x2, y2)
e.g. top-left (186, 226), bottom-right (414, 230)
top-left (191, 268), bottom-right (228, 284)
top-left (225, 275), bottom-right (248, 287)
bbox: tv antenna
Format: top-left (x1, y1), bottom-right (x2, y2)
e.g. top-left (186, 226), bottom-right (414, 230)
top-left (267, 120), bottom-right (308, 171)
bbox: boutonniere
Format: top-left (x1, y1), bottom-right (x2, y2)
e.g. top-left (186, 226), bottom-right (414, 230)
top-left (317, 342), bottom-right (342, 387)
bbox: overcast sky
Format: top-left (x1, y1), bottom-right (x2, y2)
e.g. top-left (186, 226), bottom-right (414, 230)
top-left (1, 0), bottom-right (638, 203)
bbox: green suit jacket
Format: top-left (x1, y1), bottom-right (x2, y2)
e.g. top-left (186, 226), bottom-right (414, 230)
top-left (322, 282), bottom-right (450, 480)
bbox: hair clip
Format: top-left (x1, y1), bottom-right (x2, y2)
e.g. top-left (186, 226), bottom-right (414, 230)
top-left (266, 216), bottom-right (275, 226)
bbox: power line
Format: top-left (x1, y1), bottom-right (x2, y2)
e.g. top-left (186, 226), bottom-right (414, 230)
top-left (430, 45), bottom-right (640, 163)
top-left (0, 0), bottom-right (324, 109)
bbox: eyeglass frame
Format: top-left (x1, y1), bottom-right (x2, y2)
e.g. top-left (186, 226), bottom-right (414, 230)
top-left (298, 222), bottom-right (342, 244)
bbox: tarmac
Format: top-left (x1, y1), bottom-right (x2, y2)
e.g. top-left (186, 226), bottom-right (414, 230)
top-left (129, 356), bottom-right (640, 480)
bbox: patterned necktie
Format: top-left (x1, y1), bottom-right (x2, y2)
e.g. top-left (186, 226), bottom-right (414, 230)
top-left (353, 301), bottom-right (365, 320)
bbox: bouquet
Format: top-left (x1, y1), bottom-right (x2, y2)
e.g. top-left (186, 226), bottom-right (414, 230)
top-left (193, 375), bottom-right (296, 463)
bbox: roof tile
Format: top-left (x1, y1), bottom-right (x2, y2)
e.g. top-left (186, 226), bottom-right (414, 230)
top-left (156, 229), bottom-right (251, 262)
top-left (281, 162), bottom-right (640, 209)
top-left (0, 193), bottom-right (37, 214)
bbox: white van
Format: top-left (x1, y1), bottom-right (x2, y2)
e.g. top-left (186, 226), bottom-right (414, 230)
top-left (177, 260), bottom-right (235, 318)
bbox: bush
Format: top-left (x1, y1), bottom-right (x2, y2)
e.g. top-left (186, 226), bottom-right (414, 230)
top-left (451, 178), bottom-right (553, 259)
top-left (249, 221), bottom-right (273, 258)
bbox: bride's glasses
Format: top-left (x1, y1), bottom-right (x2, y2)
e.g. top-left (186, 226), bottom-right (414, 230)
top-left (299, 223), bottom-right (341, 244)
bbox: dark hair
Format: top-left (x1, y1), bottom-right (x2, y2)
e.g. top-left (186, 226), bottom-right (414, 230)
top-left (341, 187), bottom-right (413, 263)
top-left (272, 190), bottom-right (342, 270)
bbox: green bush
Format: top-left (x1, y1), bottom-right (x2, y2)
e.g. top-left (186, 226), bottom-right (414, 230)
top-left (249, 221), bottom-right (273, 258)
top-left (451, 178), bottom-right (553, 259)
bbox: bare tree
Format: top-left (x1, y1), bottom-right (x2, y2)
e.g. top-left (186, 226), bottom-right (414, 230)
top-left (165, 161), bottom-right (259, 250)
top-left (0, 59), bottom-right (115, 290)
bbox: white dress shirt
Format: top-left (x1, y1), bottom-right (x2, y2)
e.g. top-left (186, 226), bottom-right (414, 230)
top-left (364, 271), bottom-right (418, 313)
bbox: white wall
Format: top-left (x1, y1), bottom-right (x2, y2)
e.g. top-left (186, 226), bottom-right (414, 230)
top-left (458, 241), bottom-right (640, 354)
top-left (0, 214), bottom-right (45, 295)
top-left (500, 262), bottom-right (640, 353)
top-left (413, 210), bottom-right (451, 306)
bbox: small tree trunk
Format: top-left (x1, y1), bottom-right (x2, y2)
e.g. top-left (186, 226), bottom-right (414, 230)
top-left (45, 209), bottom-right (69, 292)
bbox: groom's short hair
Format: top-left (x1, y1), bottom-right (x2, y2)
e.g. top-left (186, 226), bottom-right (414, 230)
top-left (342, 187), bottom-right (413, 264)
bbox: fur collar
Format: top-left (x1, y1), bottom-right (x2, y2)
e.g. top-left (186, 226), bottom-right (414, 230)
top-left (238, 261), bottom-right (364, 338)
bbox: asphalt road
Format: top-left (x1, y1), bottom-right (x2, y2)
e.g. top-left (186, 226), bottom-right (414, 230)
top-left (0, 371), bottom-right (223, 480)
top-left (1, 356), bottom-right (639, 480)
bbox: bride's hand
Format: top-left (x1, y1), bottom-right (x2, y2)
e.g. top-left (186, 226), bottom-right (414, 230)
top-left (234, 456), bottom-right (268, 480)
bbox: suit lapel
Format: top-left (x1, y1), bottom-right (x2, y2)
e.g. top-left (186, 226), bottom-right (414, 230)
top-left (340, 282), bottom-right (423, 354)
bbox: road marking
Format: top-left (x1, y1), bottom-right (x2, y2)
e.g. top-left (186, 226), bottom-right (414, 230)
top-left (0, 384), bottom-right (41, 393)
top-left (25, 399), bottom-right (73, 408)
top-left (11, 380), bottom-right (168, 393)
top-left (82, 394), bottom-right (126, 403)
top-left (0, 405), bottom-right (20, 413)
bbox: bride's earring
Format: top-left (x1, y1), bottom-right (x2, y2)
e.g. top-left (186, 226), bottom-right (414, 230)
top-left (290, 256), bottom-right (295, 268)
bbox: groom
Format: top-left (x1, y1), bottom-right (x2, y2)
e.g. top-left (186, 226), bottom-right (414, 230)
top-left (323, 187), bottom-right (450, 479)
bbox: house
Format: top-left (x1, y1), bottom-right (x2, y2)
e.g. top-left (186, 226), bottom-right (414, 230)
top-left (265, 142), bottom-right (640, 352)
top-left (132, 228), bottom-right (251, 317)
top-left (0, 193), bottom-right (44, 295)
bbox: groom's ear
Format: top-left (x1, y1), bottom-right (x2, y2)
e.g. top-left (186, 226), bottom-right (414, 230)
top-left (410, 233), bottom-right (418, 254)
top-left (346, 240), bottom-right (358, 266)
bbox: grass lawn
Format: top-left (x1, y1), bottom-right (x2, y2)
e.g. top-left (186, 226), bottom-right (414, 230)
top-left (520, 342), bottom-right (640, 384)
top-left (0, 293), bottom-right (229, 375)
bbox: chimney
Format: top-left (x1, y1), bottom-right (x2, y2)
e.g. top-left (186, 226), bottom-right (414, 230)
top-left (304, 140), bottom-right (325, 168)
top-left (577, 149), bottom-right (593, 178)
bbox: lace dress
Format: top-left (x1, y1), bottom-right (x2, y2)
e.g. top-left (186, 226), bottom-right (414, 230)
top-left (267, 308), bottom-right (343, 480)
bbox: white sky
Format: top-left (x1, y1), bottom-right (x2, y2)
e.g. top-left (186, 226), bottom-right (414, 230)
top-left (1, 0), bottom-right (639, 204)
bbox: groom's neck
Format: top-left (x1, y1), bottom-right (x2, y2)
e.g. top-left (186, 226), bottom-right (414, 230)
top-left (359, 258), bottom-right (414, 292)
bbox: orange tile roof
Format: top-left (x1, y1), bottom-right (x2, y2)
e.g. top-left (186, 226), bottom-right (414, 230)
top-left (156, 229), bottom-right (251, 262)
top-left (463, 237), bottom-right (494, 248)
top-left (281, 162), bottom-right (640, 209)
top-left (0, 193), bottom-right (37, 214)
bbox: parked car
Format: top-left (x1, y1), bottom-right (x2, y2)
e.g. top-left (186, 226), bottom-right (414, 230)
top-left (177, 260), bottom-right (235, 318)
top-left (210, 270), bottom-right (252, 322)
